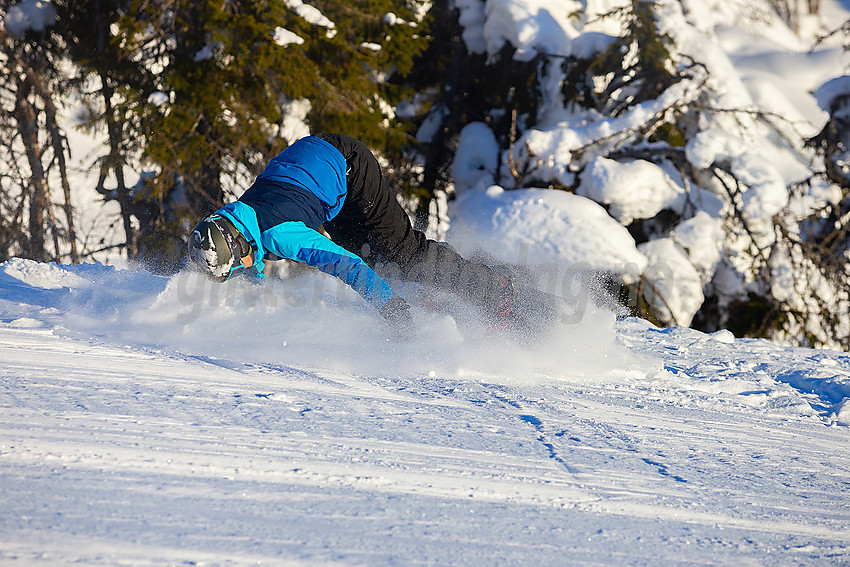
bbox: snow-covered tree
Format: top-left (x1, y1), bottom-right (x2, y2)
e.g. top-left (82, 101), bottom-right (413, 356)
top-left (411, 0), bottom-right (850, 348)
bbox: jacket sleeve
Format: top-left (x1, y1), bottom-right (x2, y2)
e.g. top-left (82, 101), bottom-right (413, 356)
top-left (261, 220), bottom-right (397, 309)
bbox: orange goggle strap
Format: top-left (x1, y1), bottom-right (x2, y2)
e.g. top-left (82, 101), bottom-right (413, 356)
top-left (209, 215), bottom-right (253, 275)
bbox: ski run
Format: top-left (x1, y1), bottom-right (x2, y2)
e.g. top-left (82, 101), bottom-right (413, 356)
top-left (1, 258), bottom-right (849, 565)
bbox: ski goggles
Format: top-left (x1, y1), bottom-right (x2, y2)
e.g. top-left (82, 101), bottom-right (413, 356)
top-left (208, 215), bottom-right (254, 282)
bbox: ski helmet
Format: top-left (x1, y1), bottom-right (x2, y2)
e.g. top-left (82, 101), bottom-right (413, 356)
top-left (187, 215), bottom-right (251, 282)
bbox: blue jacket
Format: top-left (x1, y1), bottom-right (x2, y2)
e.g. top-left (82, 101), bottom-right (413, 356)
top-left (213, 136), bottom-right (396, 310)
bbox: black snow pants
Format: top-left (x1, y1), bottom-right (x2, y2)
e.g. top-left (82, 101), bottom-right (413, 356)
top-left (315, 133), bottom-right (503, 310)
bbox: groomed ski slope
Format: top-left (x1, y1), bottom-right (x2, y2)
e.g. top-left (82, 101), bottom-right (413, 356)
top-left (1, 259), bottom-right (850, 565)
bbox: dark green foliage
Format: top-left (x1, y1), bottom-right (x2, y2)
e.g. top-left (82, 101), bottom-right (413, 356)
top-left (48, 0), bottom-right (430, 270)
top-left (648, 121), bottom-right (686, 147)
top-left (560, 55), bottom-right (597, 109)
top-left (405, 0), bottom-right (543, 204)
top-left (562, 0), bottom-right (679, 116)
top-left (126, 0), bottom-right (292, 211)
top-left (295, 0), bottom-right (429, 152)
top-left (625, 209), bottom-right (681, 246)
top-left (724, 294), bottom-right (790, 340)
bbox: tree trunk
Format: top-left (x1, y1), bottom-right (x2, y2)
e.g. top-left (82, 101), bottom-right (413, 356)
top-left (25, 67), bottom-right (80, 263)
top-left (100, 75), bottom-right (138, 260)
top-left (14, 77), bottom-right (49, 261)
top-left (93, 0), bottom-right (137, 260)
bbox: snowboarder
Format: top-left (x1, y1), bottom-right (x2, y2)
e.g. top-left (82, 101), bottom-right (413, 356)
top-left (187, 133), bottom-right (559, 338)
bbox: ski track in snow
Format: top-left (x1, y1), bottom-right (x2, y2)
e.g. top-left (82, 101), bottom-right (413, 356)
top-left (1, 260), bottom-right (850, 564)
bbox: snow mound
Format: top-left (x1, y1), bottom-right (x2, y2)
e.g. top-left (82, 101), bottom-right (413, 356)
top-left (577, 156), bottom-right (686, 225)
top-left (638, 238), bottom-right (704, 326)
top-left (451, 122), bottom-right (500, 192)
top-left (672, 211), bottom-right (725, 274)
top-left (481, 0), bottom-right (576, 61)
top-left (1, 257), bottom-right (91, 290)
top-left (447, 186), bottom-right (648, 274)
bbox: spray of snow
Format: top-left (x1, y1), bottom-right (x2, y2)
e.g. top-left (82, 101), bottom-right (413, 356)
top-left (0, 259), bottom-right (644, 384)
top-left (4, 257), bottom-right (850, 425)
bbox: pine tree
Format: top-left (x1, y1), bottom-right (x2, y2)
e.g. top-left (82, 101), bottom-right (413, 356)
top-left (405, 0), bottom-right (543, 220)
top-left (62, 0), bottom-right (429, 271)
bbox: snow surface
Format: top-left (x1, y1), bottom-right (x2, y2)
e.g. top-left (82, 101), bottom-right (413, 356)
top-left (2, 259), bottom-right (850, 564)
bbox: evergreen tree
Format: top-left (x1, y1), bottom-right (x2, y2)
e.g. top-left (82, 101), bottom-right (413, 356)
top-left (405, 0), bottom-right (542, 223)
top-left (65, 0), bottom-right (429, 271)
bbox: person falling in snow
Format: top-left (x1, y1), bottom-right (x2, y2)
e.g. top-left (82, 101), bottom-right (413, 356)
top-left (187, 133), bottom-right (560, 339)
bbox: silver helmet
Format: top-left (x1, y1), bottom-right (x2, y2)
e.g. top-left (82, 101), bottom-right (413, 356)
top-left (187, 215), bottom-right (250, 282)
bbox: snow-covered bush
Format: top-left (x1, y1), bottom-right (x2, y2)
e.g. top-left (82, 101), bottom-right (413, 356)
top-left (414, 0), bottom-right (850, 348)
